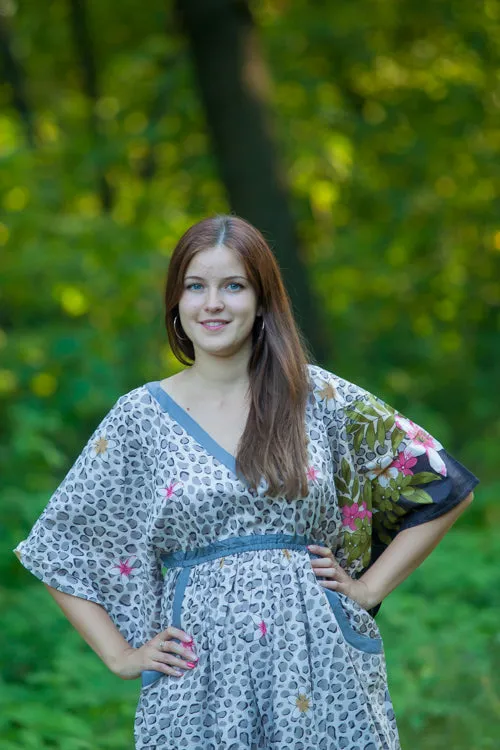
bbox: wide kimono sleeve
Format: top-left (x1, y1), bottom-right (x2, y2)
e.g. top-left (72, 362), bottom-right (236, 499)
top-left (14, 391), bottom-right (163, 650)
top-left (311, 366), bottom-right (479, 580)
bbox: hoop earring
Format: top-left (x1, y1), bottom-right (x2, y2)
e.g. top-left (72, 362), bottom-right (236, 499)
top-left (256, 316), bottom-right (265, 338)
top-left (173, 314), bottom-right (188, 341)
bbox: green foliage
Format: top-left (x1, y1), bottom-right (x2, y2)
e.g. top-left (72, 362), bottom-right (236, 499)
top-left (0, 0), bottom-right (498, 746)
top-left (379, 530), bottom-right (500, 749)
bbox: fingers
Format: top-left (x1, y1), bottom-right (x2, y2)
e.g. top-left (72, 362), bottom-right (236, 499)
top-left (307, 544), bottom-right (333, 558)
top-left (158, 626), bottom-right (192, 643)
top-left (308, 546), bottom-right (341, 576)
top-left (151, 628), bottom-right (199, 678)
top-left (307, 545), bottom-right (350, 592)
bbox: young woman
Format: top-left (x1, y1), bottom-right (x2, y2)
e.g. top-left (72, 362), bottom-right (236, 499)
top-left (16, 215), bottom-right (478, 749)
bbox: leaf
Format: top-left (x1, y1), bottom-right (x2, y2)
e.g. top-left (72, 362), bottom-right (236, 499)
top-left (410, 471), bottom-right (442, 485)
top-left (341, 457), bottom-right (351, 485)
top-left (401, 488), bottom-right (434, 504)
top-left (362, 479), bottom-right (372, 506)
top-left (384, 414), bottom-right (395, 432)
top-left (353, 428), bottom-right (364, 453)
top-left (335, 476), bottom-right (348, 495)
top-left (352, 474), bottom-right (360, 500)
top-left (376, 418), bottom-right (387, 445)
top-left (366, 421), bottom-right (376, 450)
top-left (391, 427), bottom-right (405, 452)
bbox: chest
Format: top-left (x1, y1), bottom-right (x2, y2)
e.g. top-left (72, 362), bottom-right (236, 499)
top-left (183, 401), bottom-right (248, 457)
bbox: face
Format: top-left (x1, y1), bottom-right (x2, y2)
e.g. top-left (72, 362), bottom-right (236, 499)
top-left (178, 244), bottom-right (259, 358)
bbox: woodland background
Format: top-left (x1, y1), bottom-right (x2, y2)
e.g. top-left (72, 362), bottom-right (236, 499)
top-left (1, 0), bottom-right (500, 747)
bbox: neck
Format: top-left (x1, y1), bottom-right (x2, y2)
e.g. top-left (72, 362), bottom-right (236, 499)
top-left (185, 345), bottom-right (251, 397)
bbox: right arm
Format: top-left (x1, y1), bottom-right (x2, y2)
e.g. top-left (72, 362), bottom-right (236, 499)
top-left (44, 585), bottom-right (197, 680)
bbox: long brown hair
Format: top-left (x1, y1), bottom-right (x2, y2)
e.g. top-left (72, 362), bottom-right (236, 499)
top-left (164, 214), bottom-right (311, 499)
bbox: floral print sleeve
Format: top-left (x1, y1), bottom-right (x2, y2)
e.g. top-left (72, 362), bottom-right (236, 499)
top-left (14, 389), bottom-right (162, 650)
top-left (309, 365), bottom-right (479, 579)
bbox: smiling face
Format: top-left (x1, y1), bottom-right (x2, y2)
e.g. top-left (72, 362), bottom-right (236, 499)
top-left (177, 244), bottom-right (259, 359)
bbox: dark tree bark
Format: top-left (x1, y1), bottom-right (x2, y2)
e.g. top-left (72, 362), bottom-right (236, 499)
top-left (174, 0), bottom-right (327, 360)
top-left (67, 0), bottom-right (113, 212)
top-left (0, 15), bottom-right (35, 147)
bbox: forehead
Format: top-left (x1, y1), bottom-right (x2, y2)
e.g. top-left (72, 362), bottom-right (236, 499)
top-left (185, 245), bottom-right (247, 278)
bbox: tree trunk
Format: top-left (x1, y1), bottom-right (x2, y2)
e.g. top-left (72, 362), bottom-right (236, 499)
top-left (67, 0), bottom-right (113, 212)
top-left (0, 15), bottom-right (35, 147)
top-left (174, 0), bottom-right (327, 360)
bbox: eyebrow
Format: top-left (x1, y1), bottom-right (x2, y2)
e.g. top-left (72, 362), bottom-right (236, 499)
top-left (184, 275), bottom-right (247, 282)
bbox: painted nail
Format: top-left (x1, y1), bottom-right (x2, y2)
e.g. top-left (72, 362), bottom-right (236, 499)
top-left (186, 661), bottom-right (197, 668)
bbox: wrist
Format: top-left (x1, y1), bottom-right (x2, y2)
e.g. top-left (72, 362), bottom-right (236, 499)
top-left (107, 645), bottom-right (137, 679)
top-left (357, 577), bottom-right (383, 611)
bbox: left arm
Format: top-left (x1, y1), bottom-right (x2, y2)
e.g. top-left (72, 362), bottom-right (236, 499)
top-left (308, 491), bottom-right (474, 611)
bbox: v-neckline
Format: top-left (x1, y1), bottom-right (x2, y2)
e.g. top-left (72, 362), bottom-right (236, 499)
top-left (145, 380), bottom-right (240, 479)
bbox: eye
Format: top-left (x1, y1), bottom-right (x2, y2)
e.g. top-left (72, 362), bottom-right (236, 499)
top-left (227, 282), bottom-right (244, 291)
top-left (186, 282), bottom-right (203, 291)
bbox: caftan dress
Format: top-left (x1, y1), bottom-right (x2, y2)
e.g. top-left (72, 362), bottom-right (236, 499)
top-left (15, 364), bottom-right (479, 750)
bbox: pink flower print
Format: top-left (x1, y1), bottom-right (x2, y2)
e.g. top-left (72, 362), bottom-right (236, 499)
top-left (164, 481), bottom-right (181, 499)
top-left (342, 505), bottom-right (358, 531)
top-left (113, 556), bottom-right (136, 578)
top-left (358, 501), bottom-right (372, 520)
top-left (366, 456), bottom-right (399, 487)
top-left (341, 502), bottom-right (372, 531)
top-left (395, 415), bottom-right (447, 476)
top-left (391, 451), bottom-right (417, 476)
top-left (250, 612), bottom-right (268, 640)
top-left (307, 466), bottom-right (321, 483)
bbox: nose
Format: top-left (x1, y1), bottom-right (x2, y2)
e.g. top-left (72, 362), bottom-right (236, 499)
top-left (204, 286), bottom-right (224, 311)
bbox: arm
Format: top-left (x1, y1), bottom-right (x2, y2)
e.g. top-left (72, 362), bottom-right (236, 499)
top-left (309, 491), bottom-right (474, 611)
top-left (44, 585), bottom-right (194, 680)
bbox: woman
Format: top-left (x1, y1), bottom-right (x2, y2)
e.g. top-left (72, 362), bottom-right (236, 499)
top-left (15, 214), bottom-right (478, 749)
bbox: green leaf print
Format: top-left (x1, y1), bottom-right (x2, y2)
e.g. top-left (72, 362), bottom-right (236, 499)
top-left (344, 532), bottom-right (371, 566)
top-left (352, 474), bottom-right (360, 501)
top-left (384, 414), bottom-right (395, 432)
top-left (353, 428), bottom-right (364, 453)
top-left (341, 458), bottom-right (351, 485)
top-left (391, 427), bottom-right (405, 453)
top-left (409, 471), bottom-right (442, 485)
top-left (376, 418), bottom-right (387, 445)
top-left (391, 502), bottom-right (407, 517)
top-left (362, 479), bottom-right (372, 507)
top-left (366, 421), bottom-right (376, 450)
top-left (401, 487), bottom-right (434, 504)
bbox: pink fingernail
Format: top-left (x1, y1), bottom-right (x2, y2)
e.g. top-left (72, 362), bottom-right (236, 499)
top-left (186, 661), bottom-right (197, 668)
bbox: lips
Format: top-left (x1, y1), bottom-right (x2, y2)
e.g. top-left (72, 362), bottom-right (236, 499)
top-left (200, 320), bottom-right (229, 330)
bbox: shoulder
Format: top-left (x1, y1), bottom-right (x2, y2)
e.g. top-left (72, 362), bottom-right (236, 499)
top-left (103, 384), bottom-right (159, 426)
top-left (306, 363), bottom-right (371, 410)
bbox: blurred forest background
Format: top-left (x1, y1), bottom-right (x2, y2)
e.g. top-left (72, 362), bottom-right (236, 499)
top-left (1, 0), bottom-right (499, 747)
